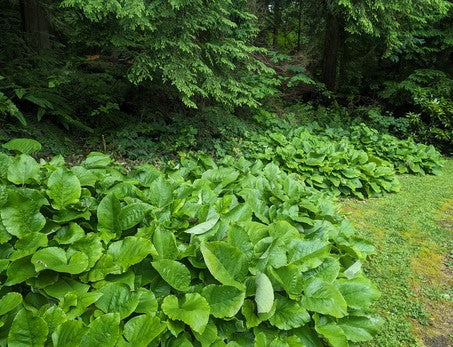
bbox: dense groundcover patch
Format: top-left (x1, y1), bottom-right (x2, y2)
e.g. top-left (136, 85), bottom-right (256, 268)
top-left (0, 131), bottom-right (443, 346)
top-left (0, 140), bottom-right (387, 347)
top-left (243, 123), bottom-right (442, 199)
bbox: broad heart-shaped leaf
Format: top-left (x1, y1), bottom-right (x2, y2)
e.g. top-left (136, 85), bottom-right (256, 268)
top-left (0, 292), bottom-right (22, 315)
top-left (8, 309), bottom-right (49, 347)
top-left (336, 277), bottom-right (380, 310)
top-left (1, 189), bottom-right (46, 238)
top-left (2, 138), bottom-right (42, 154)
top-left (81, 152), bottom-right (112, 168)
top-left (303, 256), bottom-right (340, 283)
top-left (193, 319), bottom-right (219, 346)
top-left (119, 203), bottom-right (147, 230)
top-left (97, 193), bottom-right (122, 238)
top-left (287, 239), bottom-right (330, 271)
top-left (152, 259), bottom-right (191, 292)
top-left (315, 321), bottom-right (348, 347)
top-left (268, 295), bottom-right (310, 330)
top-left (148, 176), bottom-right (173, 208)
top-left (123, 315), bottom-right (166, 346)
top-left (31, 247), bottom-right (89, 274)
top-left (80, 313), bottom-right (120, 347)
top-left (337, 315), bottom-right (384, 342)
top-left (52, 320), bottom-right (86, 347)
top-left (201, 285), bottom-right (245, 318)
top-left (71, 166), bottom-right (98, 187)
top-left (184, 217), bottom-right (219, 235)
top-left (47, 167), bottom-right (81, 210)
top-left (200, 241), bottom-right (248, 290)
top-left (7, 154), bottom-right (40, 185)
top-left (54, 223), bottom-right (85, 245)
top-left (255, 272), bottom-right (274, 314)
top-left (44, 277), bottom-right (89, 299)
top-left (135, 288), bottom-right (158, 314)
top-left (11, 232), bottom-right (47, 260)
top-left (302, 279), bottom-right (347, 318)
top-left (269, 264), bottom-right (305, 298)
top-left (41, 306), bottom-right (67, 334)
top-left (107, 236), bottom-right (152, 272)
top-left (68, 233), bottom-right (103, 269)
top-left (96, 283), bottom-right (139, 319)
top-left (6, 256), bottom-right (37, 285)
top-left (152, 228), bottom-right (179, 260)
top-left (161, 293), bottom-right (210, 334)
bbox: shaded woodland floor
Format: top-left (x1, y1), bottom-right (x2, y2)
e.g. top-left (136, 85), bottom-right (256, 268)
top-left (342, 159), bottom-right (453, 347)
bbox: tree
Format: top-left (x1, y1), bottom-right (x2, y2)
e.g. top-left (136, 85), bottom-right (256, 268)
top-left (60, 0), bottom-right (277, 108)
top-left (321, 0), bottom-right (451, 90)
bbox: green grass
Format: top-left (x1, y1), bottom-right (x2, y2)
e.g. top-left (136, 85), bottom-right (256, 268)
top-left (342, 159), bottom-right (453, 347)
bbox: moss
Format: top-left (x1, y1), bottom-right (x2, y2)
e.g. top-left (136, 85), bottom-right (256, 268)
top-left (342, 159), bottom-right (453, 346)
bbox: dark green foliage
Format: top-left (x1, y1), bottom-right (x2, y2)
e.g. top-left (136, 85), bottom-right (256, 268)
top-left (380, 69), bottom-right (453, 152)
top-left (0, 141), bottom-right (382, 346)
top-left (61, 0), bottom-right (278, 108)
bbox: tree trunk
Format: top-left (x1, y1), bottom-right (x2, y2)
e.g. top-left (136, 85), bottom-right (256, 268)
top-left (272, 0), bottom-right (281, 49)
top-left (20, 0), bottom-right (50, 51)
top-left (296, 0), bottom-right (302, 51)
top-left (321, 10), bottom-right (344, 91)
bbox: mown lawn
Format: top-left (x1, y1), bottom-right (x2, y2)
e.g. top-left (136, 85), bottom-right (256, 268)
top-left (342, 159), bottom-right (453, 347)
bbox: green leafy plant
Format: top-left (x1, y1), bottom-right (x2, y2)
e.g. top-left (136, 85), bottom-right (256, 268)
top-left (0, 140), bottom-right (382, 346)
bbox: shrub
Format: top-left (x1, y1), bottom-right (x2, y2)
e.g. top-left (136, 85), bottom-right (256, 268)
top-left (0, 140), bottom-right (381, 346)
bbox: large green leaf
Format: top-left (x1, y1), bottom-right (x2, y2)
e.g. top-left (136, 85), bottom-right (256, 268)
top-left (200, 241), bottom-right (248, 290)
top-left (10, 232), bottom-right (48, 260)
top-left (161, 293), bottom-right (210, 334)
top-left (201, 285), bottom-right (245, 318)
top-left (119, 203), bottom-right (147, 230)
top-left (255, 272), bottom-right (274, 314)
top-left (0, 292), bottom-right (22, 315)
top-left (336, 278), bottom-right (380, 310)
top-left (2, 138), bottom-right (42, 154)
top-left (44, 277), bottom-right (89, 299)
top-left (301, 279), bottom-right (347, 318)
top-left (152, 259), bottom-right (191, 292)
top-left (97, 193), bottom-right (122, 238)
top-left (7, 154), bottom-right (40, 185)
top-left (80, 313), bottom-right (120, 347)
top-left (153, 228), bottom-right (179, 260)
top-left (315, 322), bottom-right (348, 347)
top-left (81, 152), bottom-right (112, 168)
top-left (184, 217), bottom-right (219, 235)
top-left (148, 176), bottom-right (173, 208)
top-left (1, 190), bottom-right (46, 238)
top-left (135, 288), bottom-right (158, 314)
top-left (123, 315), bottom-right (166, 346)
top-left (8, 309), bottom-right (48, 347)
top-left (107, 236), bottom-right (152, 272)
top-left (31, 247), bottom-right (89, 274)
top-left (96, 283), bottom-right (139, 319)
top-left (337, 315), bottom-right (384, 342)
top-left (268, 295), bottom-right (310, 330)
top-left (47, 168), bottom-right (81, 210)
top-left (52, 320), bottom-right (86, 347)
top-left (68, 233), bottom-right (103, 269)
top-left (6, 256), bottom-right (37, 285)
top-left (269, 264), bottom-right (305, 297)
top-left (288, 239), bottom-right (330, 270)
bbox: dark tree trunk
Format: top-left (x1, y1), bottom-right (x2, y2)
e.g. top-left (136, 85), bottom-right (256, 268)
top-left (321, 10), bottom-right (344, 91)
top-left (296, 0), bottom-right (302, 51)
top-left (272, 0), bottom-right (281, 49)
top-left (19, 0), bottom-right (50, 51)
